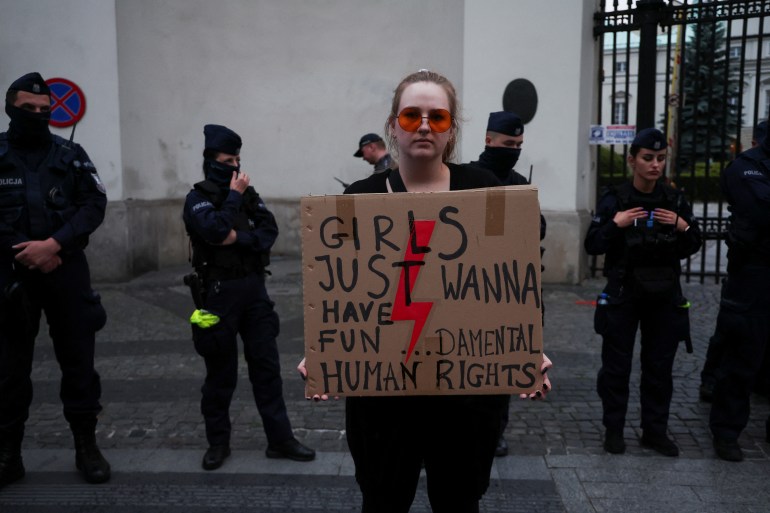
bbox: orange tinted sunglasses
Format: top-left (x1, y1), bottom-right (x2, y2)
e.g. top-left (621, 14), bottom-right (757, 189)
top-left (397, 107), bottom-right (453, 133)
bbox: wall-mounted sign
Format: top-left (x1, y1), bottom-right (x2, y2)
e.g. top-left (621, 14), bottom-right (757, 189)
top-left (45, 77), bottom-right (86, 128)
top-left (589, 124), bottom-right (636, 145)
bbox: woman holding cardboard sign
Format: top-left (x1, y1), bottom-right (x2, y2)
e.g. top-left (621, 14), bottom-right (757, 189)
top-left (300, 69), bottom-right (552, 513)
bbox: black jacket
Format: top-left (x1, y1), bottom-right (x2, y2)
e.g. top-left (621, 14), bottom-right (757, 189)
top-left (584, 181), bottom-right (701, 282)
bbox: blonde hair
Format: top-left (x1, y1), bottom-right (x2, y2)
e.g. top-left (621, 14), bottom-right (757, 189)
top-left (384, 70), bottom-right (460, 162)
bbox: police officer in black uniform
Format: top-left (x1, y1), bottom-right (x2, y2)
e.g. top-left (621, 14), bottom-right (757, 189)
top-left (183, 124), bottom-right (314, 470)
top-left (585, 128), bottom-right (701, 457)
top-left (709, 121), bottom-right (770, 462)
top-left (468, 111), bottom-right (530, 186)
top-left (353, 133), bottom-right (395, 174)
top-left (467, 111), bottom-right (546, 456)
top-left (699, 121), bottom-right (770, 404)
top-left (0, 72), bottom-right (110, 487)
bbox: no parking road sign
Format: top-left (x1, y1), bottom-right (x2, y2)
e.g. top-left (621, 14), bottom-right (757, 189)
top-left (45, 77), bottom-right (86, 128)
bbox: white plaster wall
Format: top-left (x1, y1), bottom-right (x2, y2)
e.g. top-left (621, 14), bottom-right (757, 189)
top-left (462, 0), bottom-right (599, 283)
top-left (0, 0), bottom-right (123, 200)
top-left (1, 0), bottom-right (602, 281)
top-left (115, 0), bottom-right (464, 201)
top-left (461, 0), bottom-right (599, 213)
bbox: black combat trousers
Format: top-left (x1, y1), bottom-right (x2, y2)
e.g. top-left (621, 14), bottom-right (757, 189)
top-left (0, 250), bottom-right (105, 443)
top-left (346, 394), bottom-right (505, 513)
top-left (710, 264), bottom-right (770, 441)
top-left (192, 273), bottom-right (293, 447)
top-left (595, 294), bottom-right (686, 435)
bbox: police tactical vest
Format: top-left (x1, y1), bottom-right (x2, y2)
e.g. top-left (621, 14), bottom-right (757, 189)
top-left (613, 181), bottom-right (680, 267)
top-left (189, 180), bottom-right (269, 280)
top-left (724, 147), bottom-right (770, 260)
top-left (606, 181), bottom-right (686, 299)
top-left (0, 133), bottom-right (91, 248)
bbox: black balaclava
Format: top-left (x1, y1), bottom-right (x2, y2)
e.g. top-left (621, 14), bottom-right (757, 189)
top-left (203, 124), bottom-right (242, 188)
top-left (204, 158), bottom-right (240, 187)
top-left (478, 111), bottom-right (524, 178)
top-left (5, 72), bottom-right (52, 146)
top-left (478, 146), bottom-right (521, 176)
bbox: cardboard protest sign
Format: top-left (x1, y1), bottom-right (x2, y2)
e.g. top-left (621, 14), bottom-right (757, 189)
top-left (301, 186), bottom-right (543, 397)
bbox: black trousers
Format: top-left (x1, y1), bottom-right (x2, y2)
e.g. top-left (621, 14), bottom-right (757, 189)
top-left (710, 265), bottom-right (770, 440)
top-left (595, 296), bottom-right (685, 435)
top-left (346, 395), bottom-right (505, 513)
top-left (702, 278), bottom-right (770, 397)
top-left (0, 251), bottom-right (105, 443)
top-left (192, 273), bottom-right (292, 447)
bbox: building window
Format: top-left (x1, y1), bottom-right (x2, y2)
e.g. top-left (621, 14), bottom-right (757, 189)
top-left (729, 46), bottom-right (741, 59)
top-left (615, 61), bottom-right (627, 73)
top-left (613, 97), bottom-right (627, 124)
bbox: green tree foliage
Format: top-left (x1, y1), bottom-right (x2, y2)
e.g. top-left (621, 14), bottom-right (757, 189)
top-left (676, 21), bottom-right (741, 169)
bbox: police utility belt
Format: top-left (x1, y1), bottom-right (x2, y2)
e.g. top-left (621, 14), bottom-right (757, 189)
top-left (198, 260), bottom-right (266, 281)
top-left (191, 241), bottom-right (269, 282)
top-left (184, 254), bottom-right (268, 310)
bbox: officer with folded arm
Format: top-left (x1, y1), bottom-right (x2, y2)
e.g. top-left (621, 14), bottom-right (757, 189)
top-left (0, 72), bottom-right (110, 487)
top-left (584, 128), bottom-right (701, 457)
top-left (182, 124), bottom-right (315, 470)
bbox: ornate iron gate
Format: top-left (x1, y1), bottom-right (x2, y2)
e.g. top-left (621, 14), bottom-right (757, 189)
top-left (593, 0), bottom-right (770, 282)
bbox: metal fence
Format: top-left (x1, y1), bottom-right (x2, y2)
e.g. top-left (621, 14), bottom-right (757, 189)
top-left (593, 0), bottom-right (770, 282)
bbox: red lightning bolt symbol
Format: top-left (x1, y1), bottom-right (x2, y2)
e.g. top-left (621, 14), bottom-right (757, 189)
top-left (391, 219), bottom-right (436, 363)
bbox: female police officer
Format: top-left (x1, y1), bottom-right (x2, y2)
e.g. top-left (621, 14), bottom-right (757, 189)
top-left (584, 128), bottom-right (701, 457)
top-left (183, 125), bottom-right (314, 470)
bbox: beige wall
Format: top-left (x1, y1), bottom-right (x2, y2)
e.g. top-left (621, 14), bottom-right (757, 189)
top-left (0, 0), bottom-right (124, 199)
top-left (115, 0), bottom-right (465, 201)
top-left (2, 0), bottom-right (600, 283)
top-left (462, 0), bottom-right (599, 283)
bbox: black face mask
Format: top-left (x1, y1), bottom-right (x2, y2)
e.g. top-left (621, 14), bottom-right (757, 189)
top-left (478, 146), bottom-right (521, 173)
top-left (5, 101), bottom-right (51, 144)
top-left (204, 158), bottom-right (240, 187)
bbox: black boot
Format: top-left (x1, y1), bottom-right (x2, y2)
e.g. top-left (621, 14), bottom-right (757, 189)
top-left (0, 440), bottom-right (25, 489)
top-left (266, 438), bottom-right (316, 462)
top-left (72, 426), bottom-right (111, 484)
top-left (603, 429), bottom-right (626, 454)
top-left (641, 431), bottom-right (679, 457)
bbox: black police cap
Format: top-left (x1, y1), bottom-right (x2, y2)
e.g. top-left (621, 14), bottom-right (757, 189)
top-left (7, 72), bottom-right (50, 96)
top-left (354, 133), bottom-right (383, 157)
top-left (632, 128), bottom-right (667, 151)
top-left (486, 111), bottom-right (524, 137)
top-left (204, 124), bottom-right (242, 155)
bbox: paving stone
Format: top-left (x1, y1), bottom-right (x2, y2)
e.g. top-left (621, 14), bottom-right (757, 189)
top-left (11, 259), bottom-right (770, 512)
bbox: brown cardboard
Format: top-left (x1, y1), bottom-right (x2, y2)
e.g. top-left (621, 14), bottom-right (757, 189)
top-left (301, 186), bottom-right (544, 397)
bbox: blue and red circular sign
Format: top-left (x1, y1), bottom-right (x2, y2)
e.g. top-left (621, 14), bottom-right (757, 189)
top-left (45, 77), bottom-right (87, 128)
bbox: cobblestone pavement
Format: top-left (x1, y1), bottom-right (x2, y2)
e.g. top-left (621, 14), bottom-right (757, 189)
top-left (2, 257), bottom-right (768, 512)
